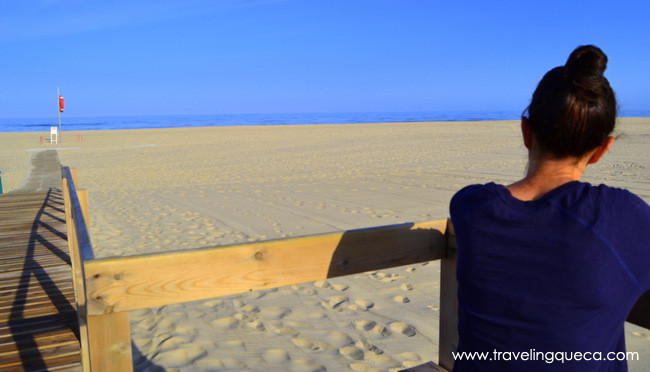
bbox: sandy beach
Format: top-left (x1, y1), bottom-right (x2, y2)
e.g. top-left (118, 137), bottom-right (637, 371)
top-left (1, 119), bottom-right (648, 371)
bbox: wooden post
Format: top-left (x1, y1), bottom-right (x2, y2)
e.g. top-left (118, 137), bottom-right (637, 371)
top-left (87, 312), bottom-right (133, 371)
top-left (628, 291), bottom-right (650, 329)
top-left (439, 219), bottom-right (458, 371)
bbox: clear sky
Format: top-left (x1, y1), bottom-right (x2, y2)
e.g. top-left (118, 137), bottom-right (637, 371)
top-left (1, 0), bottom-right (649, 118)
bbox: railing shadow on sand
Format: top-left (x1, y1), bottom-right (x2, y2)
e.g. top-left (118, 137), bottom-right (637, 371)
top-left (61, 166), bottom-right (649, 372)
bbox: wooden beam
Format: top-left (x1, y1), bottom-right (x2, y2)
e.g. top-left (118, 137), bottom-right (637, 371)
top-left (87, 312), bottom-right (132, 372)
top-left (438, 219), bottom-right (458, 371)
top-left (84, 220), bottom-right (448, 315)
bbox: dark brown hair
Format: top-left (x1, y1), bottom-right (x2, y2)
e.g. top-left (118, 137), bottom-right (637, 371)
top-left (525, 45), bottom-right (617, 158)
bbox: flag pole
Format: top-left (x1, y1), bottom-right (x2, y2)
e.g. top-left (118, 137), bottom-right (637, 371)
top-left (58, 87), bottom-right (61, 132)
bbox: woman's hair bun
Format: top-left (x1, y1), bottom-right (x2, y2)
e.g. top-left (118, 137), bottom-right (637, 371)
top-left (526, 44), bottom-right (616, 158)
top-left (563, 45), bottom-right (608, 95)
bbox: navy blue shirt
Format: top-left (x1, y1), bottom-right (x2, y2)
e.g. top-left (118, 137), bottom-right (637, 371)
top-left (449, 181), bottom-right (650, 371)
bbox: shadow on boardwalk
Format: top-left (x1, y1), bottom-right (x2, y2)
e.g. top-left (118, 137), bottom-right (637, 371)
top-left (1, 189), bottom-right (80, 370)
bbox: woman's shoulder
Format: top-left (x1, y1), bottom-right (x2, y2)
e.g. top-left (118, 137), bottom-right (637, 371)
top-left (570, 183), bottom-right (648, 210)
top-left (451, 183), bottom-right (497, 202)
top-left (450, 182), bottom-right (503, 219)
top-left (555, 182), bottom-right (650, 228)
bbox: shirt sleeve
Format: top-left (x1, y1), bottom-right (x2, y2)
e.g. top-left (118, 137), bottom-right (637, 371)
top-left (601, 189), bottom-right (650, 290)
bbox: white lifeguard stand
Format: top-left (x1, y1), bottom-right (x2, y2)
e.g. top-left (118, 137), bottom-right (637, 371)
top-left (50, 126), bottom-right (58, 144)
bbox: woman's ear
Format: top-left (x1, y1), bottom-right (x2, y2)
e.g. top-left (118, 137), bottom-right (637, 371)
top-left (522, 117), bottom-right (533, 150)
top-left (587, 136), bottom-right (615, 164)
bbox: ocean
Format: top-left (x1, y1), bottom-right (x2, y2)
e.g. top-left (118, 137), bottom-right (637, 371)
top-left (1, 110), bottom-right (648, 133)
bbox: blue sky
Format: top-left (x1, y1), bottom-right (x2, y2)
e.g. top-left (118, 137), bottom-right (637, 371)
top-left (1, 0), bottom-right (649, 118)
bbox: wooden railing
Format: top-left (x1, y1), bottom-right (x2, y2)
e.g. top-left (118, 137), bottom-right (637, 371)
top-left (61, 167), bottom-right (648, 371)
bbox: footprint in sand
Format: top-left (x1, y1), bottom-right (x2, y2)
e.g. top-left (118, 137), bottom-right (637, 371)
top-left (352, 300), bottom-right (374, 311)
top-left (292, 359), bottom-right (326, 372)
top-left (393, 295), bottom-right (410, 303)
top-left (241, 304), bottom-right (260, 313)
top-left (291, 338), bottom-right (339, 354)
top-left (151, 345), bottom-right (207, 368)
top-left (314, 280), bottom-right (332, 289)
top-left (326, 295), bottom-right (349, 309)
top-left (291, 338), bottom-right (314, 350)
top-left (381, 274), bottom-right (406, 282)
top-left (263, 349), bottom-right (290, 365)
top-left (273, 325), bottom-right (300, 337)
top-left (323, 330), bottom-right (353, 347)
top-left (291, 284), bottom-right (317, 295)
top-left (396, 352), bottom-right (421, 362)
top-left (331, 283), bottom-right (349, 291)
top-left (262, 306), bottom-right (291, 319)
top-left (211, 317), bottom-right (239, 330)
top-left (340, 346), bottom-right (364, 360)
top-left (174, 324), bottom-right (198, 336)
top-left (221, 359), bottom-right (248, 369)
top-left (389, 321), bottom-right (417, 336)
top-left (234, 313), bottom-right (253, 322)
top-left (367, 353), bottom-right (402, 369)
top-left (356, 340), bottom-right (383, 355)
top-left (370, 272), bottom-right (388, 279)
top-left (154, 318), bottom-right (176, 333)
top-left (354, 320), bottom-right (376, 331)
top-left (245, 319), bottom-right (265, 331)
top-left (371, 324), bottom-right (391, 337)
top-left (401, 283), bottom-right (413, 291)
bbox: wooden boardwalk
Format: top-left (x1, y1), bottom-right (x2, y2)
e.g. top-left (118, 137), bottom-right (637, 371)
top-left (0, 189), bottom-right (81, 371)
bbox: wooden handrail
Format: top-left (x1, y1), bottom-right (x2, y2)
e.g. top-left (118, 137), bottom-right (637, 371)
top-left (61, 166), bottom-right (94, 261)
top-left (83, 220), bottom-right (448, 315)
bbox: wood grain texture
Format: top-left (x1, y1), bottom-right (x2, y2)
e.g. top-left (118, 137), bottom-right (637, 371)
top-left (84, 219), bottom-right (448, 315)
top-left (438, 220), bottom-right (458, 371)
top-left (87, 312), bottom-right (132, 372)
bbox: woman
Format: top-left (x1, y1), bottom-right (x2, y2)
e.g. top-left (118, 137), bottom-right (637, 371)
top-left (449, 45), bottom-right (650, 371)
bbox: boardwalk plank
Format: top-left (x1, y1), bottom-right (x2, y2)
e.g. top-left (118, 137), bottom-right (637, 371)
top-left (0, 190), bottom-right (82, 371)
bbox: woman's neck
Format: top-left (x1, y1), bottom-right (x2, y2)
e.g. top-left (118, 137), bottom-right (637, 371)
top-left (507, 152), bottom-right (588, 201)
